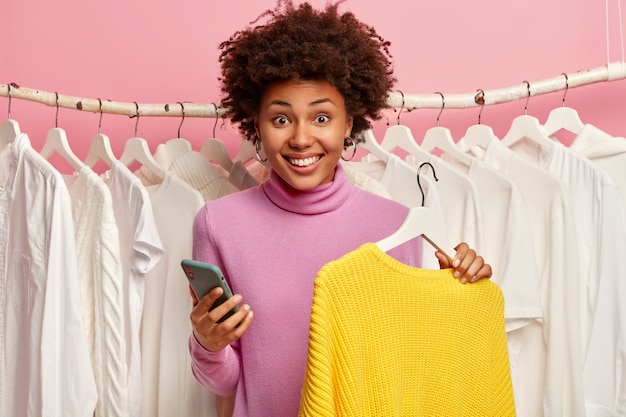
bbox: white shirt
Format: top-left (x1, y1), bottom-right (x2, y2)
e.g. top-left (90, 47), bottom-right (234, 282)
top-left (459, 137), bottom-right (585, 417)
top-left (569, 124), bottom-right (626, 205)
top-left (64, 165), bottom-right (128, 417)
top-left (509, 137), bottom-right (626, 417)
top-left (0, 133), bottom-right (97, 416)
top-left (101, 160), bottom-right (164, 417)
top-left (139, 173), bottom-right (217, 417)
top-left (439, 152), bottom-right (543, 329)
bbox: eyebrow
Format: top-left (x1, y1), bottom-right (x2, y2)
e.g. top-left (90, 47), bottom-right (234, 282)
top-left (265, 97), bottom-right (336, 109)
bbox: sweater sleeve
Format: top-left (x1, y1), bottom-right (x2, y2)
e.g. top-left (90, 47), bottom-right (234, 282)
top-left (188, 333), bottom-right (240, 396)
top-left (188, 203), bottom-right (242, 396)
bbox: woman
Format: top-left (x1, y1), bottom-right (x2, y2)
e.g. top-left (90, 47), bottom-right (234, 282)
top-left (189, 2), bottom-right (492, 416)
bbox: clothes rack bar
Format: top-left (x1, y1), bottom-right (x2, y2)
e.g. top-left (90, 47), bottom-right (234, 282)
top-left (1, 61), bottom-right (625, 118)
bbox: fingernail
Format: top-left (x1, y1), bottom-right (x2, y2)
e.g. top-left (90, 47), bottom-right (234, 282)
top-left (232, 294), bottom-right (243, 303)
top-left (454, 271), bottom-right (460, 278)
top-left (453, 259), bottom-right (460, 268)
top-left (460, 277), bottom-right (467, 284)
top-left (470, 276), bottom-right (477, 283)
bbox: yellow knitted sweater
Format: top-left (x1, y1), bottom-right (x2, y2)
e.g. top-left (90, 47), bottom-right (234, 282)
top-left (299, 243), bottom-right (515, 417)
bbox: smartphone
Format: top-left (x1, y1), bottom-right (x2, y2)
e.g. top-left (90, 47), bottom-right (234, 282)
top-left (181, 259), bottom-right (239, 323)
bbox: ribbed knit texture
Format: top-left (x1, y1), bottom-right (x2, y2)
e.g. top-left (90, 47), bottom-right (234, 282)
top-left (299, 243), bottom-right (515, 417)
top-left (66, 167), bottom-right (128, 417)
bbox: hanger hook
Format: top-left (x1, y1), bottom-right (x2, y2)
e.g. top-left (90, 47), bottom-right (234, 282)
top-left (177, 101), bottom-right (185, 138)
top-left (561, 73), bottom-right (569, 107)
top-left (435, 92), bottom-right (445, 127)
top-left (54, 92), bottom-right (60, 128)
top-left (212, 103), bottom-right (219, 137)
top-left (133, 102), bottom-right (140, 137)
top-left (396, 90), bottom-right (405, 125)
top-left (475, 89), bottom-right (485, 124)
top-left (97, 98), bottom-right (103, 134)
top-left (7, 82), bottom-right (13, 119)
top-left (417, 162), bottom-right (438, 207)
top-left (523, 81), bottom-right (531, 115)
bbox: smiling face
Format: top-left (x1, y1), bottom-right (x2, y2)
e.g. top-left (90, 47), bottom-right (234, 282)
top-left (254, 79), bottom-right (353, 191)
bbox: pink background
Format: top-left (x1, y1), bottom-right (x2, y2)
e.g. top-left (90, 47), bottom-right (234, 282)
top-left (2, 0), bottom-right (626, 172)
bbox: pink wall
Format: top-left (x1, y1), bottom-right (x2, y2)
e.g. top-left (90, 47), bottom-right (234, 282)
top-left (2, 0), bottom-right (626, 172)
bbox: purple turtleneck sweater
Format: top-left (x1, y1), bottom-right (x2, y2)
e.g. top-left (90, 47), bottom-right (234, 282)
top-left (189, 165), bottom-right (422, 417)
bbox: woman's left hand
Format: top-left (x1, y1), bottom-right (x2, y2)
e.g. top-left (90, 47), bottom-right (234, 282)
top-left (435, 242), bottom-right (492, 284)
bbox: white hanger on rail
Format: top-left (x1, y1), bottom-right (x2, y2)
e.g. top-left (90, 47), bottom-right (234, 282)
top-left (201, 104), bottom-right (234, 172)
top-left (166, 138), bottom-right (193, 156)
top-left (84, 99), bottom-right (117, 168)
top-left (542, 74), bottom-right (584, 138)
top-left (459, 89), bottom-right (500, 149)
top-left (202, 138), bottom-right (233, 171)
top-left (501, 81), bottom-right (554, 148)
top-left (0, 83), bottom-right (20, 149)
top-left (119, 103), bottom-right (166, 179)
top-left (233, 138), bottom-right (257, 165)
top-left (420, 92), bottom-right (472, 166)
top-left (163, 102), bottom-right (194, 158)
top-left (39, 92), bottom-right (85, 171)
top-left (358, 128), bottom-right (391, 162)
top-left (379, 92), bottom-right (432, 161)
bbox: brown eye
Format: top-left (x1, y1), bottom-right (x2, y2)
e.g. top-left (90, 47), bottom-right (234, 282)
top-left (315, 115), bottom-right (329, 123)
top-left (274, 116), bottom-right (288, 125)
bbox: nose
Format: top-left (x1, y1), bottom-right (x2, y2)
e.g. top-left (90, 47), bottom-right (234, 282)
top-left (289, 122), bottom-right (314, 149)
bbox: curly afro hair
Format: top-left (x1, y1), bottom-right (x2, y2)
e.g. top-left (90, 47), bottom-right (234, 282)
top-left (218, 0), bottom-right (396, 145)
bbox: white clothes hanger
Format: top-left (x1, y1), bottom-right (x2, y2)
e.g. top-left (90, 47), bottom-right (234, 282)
top-left (85, 133), bottom-right (117, 168)
top-left (201, 105), bottom-right (234, 171)
top-left (233, 139), bottom-right (257, 164)
top-left (501, 82), bottom-right (554, 148)
top-left (119, 103), bottom-right (166, 179)
top-left (0, 83), bottom-right (20, 149)
top-left (542, 74), bottom-right (584, 138)
top-left (163, 102), bottom-right (194, 158)
top-left (0, 119), bottom-right (20, 150)
top-left (460, 90), bottom-right (500, 149)
top-left (165, 138), bottom-right (193, 157)
top-left (40, 127), bottom-right (85, 171)
top-left (39, 93), bottom-right (85, 171)
top-left (201, 139), bottom-right (233, 171)
top-left (375, 206), bottom-right (454, 263)
top-left (120, 138), bottom-right (167, 179)
top-left (84, 100), bottom-right (117, 168)
top-left (543, 107), bottom-right (584, 138)
top-left (378, 92), bottom-right (427, 157)
top-left (501, 115), bottom-right (554, 148)
top-left (380, 124), bottom-right (432, 161)
top-left (358, 128), bottom-right (390, 162)
top-left (420, 93), bottom-right (472, 166)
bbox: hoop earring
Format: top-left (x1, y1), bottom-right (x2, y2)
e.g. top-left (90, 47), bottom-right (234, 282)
top-left (341, 137), bottom-right (357, 161)
top-left (255, 139), bottom-right (268, 163)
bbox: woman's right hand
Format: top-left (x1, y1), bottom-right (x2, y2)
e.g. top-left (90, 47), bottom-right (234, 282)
top-left (190, 286), bottom-right (254, 352)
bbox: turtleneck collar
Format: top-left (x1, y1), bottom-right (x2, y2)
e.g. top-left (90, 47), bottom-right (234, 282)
top-left (261, 163), bottom-right (352, 215)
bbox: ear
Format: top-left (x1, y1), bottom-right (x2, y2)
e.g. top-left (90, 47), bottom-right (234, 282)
top-left (344, 116), bottom-right (354, 138)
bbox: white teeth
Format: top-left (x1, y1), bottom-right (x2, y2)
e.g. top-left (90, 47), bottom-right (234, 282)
top-left (288, 156), bottom-right (320, 167)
